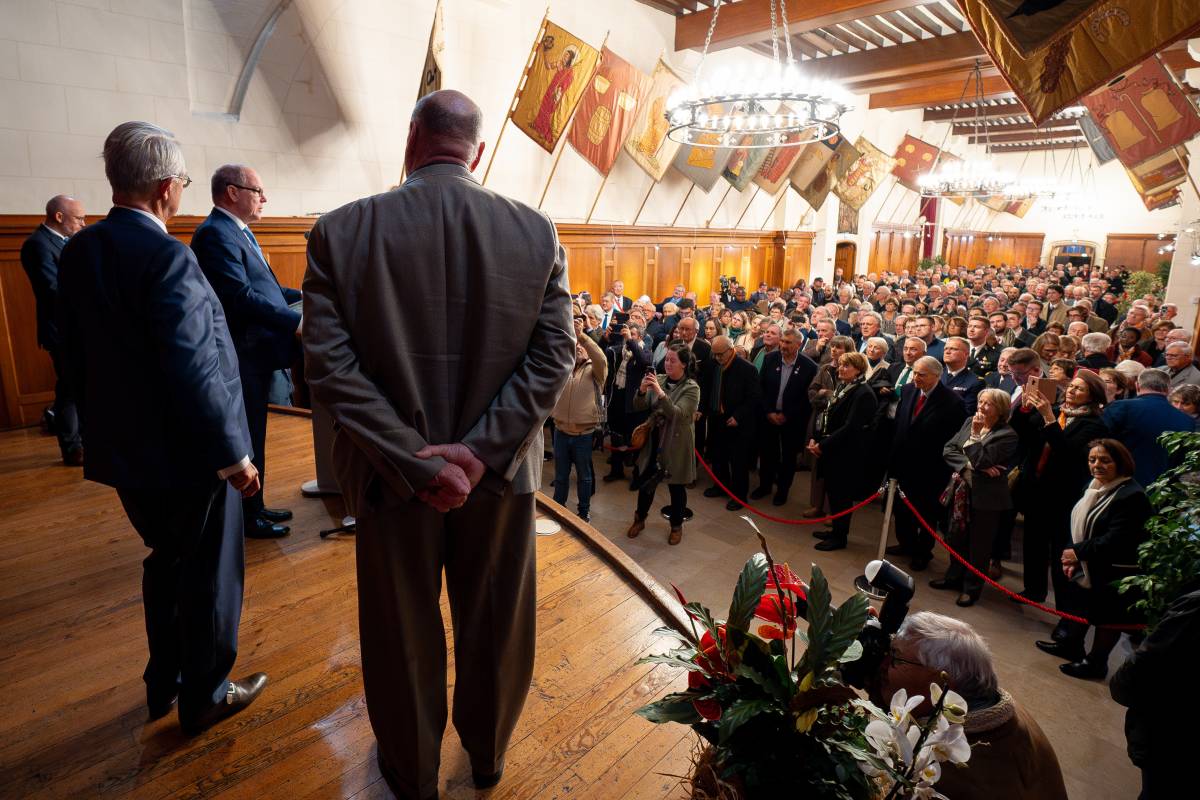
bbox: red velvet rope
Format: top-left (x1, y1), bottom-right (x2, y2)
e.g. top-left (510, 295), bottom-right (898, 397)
top-left (897, 491), bottom-right (1144, 631)
top-left (694, 449), bottom-right (883, 525)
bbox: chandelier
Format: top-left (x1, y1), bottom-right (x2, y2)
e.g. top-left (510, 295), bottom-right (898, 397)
top-left (665, 0), bottom-right (852, 149)
top-left (920, 61), bottom-right (1015, 199)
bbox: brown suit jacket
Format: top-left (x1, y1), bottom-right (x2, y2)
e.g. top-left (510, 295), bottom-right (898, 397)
top-left (303, 163), bottom-right (574, 513)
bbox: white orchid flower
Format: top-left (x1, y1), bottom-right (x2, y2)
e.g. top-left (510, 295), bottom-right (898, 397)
top-left (865, 717), bottom-right (917, 766)
top-left (930, 683), bottom-right (968, 725)
top-left (917, 759), bottom-right (942, 784)
top-left (925, 719), bottom-right (971, 764)
top-left (911, 783), bottom-right (949, 800)
top-left (889, 688), bottom-right (924, 726)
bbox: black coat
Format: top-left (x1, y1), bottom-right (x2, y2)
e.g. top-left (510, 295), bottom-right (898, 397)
top-left (605, 338), bottom-right (653, 413)
top-left (1017, 411), bottom-right (1108, 514)
top-left (888, 381), bottom-right (968, 498)
top-left (967, 343), bottom-right (1002, 377)
top-left (1071, 481), bottom-right (1152, 624)
top-left (759, 350), bottom-right (817, 424)
top-left (700, 354), bottom-right (761, 431)
top-left (19, 225), bottom-right (66, 350)
top-left (815, 382), bottom-right (877, 480)
top-left (941, 368), bottom-right (985, 414)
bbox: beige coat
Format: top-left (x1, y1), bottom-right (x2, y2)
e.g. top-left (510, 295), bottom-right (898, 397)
top-left (552, 334), bottom-right (608, 435)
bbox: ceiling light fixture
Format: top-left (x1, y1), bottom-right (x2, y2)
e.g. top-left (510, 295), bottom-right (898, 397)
top-left (919, 62), bottom-right (1014, 199)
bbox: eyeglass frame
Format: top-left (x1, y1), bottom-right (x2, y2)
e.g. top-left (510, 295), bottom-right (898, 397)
top-left (888, 645), bottom-right (924, 670)
top-left (161, 174), bottom-right (193, 188)
top-left (230, 183), bottom-right (266, 197)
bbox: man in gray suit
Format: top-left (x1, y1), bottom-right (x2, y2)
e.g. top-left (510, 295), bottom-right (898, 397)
top-left (302, 90), bottom-right (574, 800)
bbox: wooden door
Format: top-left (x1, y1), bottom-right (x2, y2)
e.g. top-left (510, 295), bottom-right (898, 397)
top-left (834, 242), bottom-right (856, 281)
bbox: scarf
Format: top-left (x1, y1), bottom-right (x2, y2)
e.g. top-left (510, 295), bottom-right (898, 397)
top-left (816, 377), bottom-right (864, 437)
top-left (1069, 477), bottom-right (1130, 589)
top-left (1035, 404), bottom-right (1099, 476)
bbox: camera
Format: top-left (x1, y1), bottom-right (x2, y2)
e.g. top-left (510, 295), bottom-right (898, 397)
top-left (841, 559), bottom-right (915, 690)
top-left (718, 275), bottom-right (731, 294)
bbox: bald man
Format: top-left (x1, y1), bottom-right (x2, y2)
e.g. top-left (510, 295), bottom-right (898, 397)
top-left (303, 90), bottom-right (573, 799)
top-left (21, 195), bottom-right (86, 464)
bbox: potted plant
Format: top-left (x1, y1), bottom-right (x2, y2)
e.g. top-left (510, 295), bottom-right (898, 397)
top-left (636, 536), bottom-right (970, 798)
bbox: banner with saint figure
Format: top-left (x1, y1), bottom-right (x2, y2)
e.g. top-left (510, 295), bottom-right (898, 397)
top-left (624, 58), bottom-right (687, 181)
top-left (511, 20), bottom-right (601, 153)
top-left (567, 47), bottom-right (649, 175)
top-left (722, 134), bottom-right (773, 192)
top-left (670, 109), bottom-right (734, 192)
top-left (788, 134), bottom-right (858, 212)
top-left (834, 136), bottom-right (895, 211)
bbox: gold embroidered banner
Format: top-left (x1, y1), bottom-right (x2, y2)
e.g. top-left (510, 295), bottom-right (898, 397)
top-left (1125, 149), bottom-right (1188, 195)
top-left (753, 123), bottom-right (806, 194)
top-left (416, 0), bottom-right (444, 101)
top-left (957, 0), bottom-right (1200, 123)
top-left (567, 47), bottom-right (649, 176)
top-left (788, 135), bottom-right (858, 211)
top-left (722, 134), bottom-right (773, 192)
top-left (511, 20), bottom-right (601, 153)
top-left (624, 58), bottom-right (687, 181)
top-left (834, 136), bottom-right (895, 211)
top-left (670, 109), bottom-right (734, 192)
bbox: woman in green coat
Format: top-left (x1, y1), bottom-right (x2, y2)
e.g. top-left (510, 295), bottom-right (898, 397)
top-left (626, 344), bottom-right (700, 545)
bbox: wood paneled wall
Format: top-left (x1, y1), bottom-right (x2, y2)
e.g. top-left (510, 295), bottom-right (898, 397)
top-left (869, 226), bottom-right (922, 273)
top-left (0, 216), bottom-right (812, 429)
top-left (941, 231), bottom-right (1045, 268)
top-left (1103, 234), bottom-right (1167, 272)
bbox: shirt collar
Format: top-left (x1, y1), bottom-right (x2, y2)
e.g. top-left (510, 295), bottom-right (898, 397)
top-left (114, 205), bottom-right (167, 234)
top-left (40, 223), bottom-right (68, 242)
top-left (214, 205), bottom-right (248, 231)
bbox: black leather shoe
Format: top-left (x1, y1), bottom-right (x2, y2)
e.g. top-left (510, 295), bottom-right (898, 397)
top-left (928, 578), bottom-right (960, 591)
top-left (909, 556), bottom-right (930, 572)
top-left (246, 518), bottom-right (289, 538)
top-left (180, 672), bottom-right (268, 735)
top-left (1060, 658), bottom-right (1107, 680)
top-left (702, 487), bottom-right (723, 498)
top-left (259, 507), bottom-right (293, 523)
top-left (814, 538), bottom-right (847, 551)
top-left (750, 486), bottom-right (772, 499)
top-left (812, 528), bottom-right (837, 540)
top-left (148, 694), bottom-right (178, 721)
top-left (772, 493), bottom-right (788, 506)
top-left (725, 499), bottom-right (741, 511)
top-left (885, 544), bottom-right (909, 556)
top-left (473, 765), bottom-right (504, 789)
top-left (955, 592), bottom-right (980, 607)
top-left (1035, 640), bottom-right (1085, 661)
top-left (602, 472), bottom-right (626, 483)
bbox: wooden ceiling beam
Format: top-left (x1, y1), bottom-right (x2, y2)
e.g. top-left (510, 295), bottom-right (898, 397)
top-left (674, 0), bottom-right (923, 52)
top-left (879, 10), bottom-right (924, 41)
top-left (902, 6), bottom-right (945, 37)
top-left (840, 19), bottom-right (885, 48)
top-left (790, 36), bottom-right (821, 59)
top-left (968, 128), bottom-right (1082, 145)
top-left (800, 31), bottom-right (841, 56)
top-left (861, 16), bottom-right (905, 45)
top-left (951, 119), bottom-right (1090, 135)
top-left (869, 74), bottom-right (1013, 109)
top-left (823, 25), bottom-right (871, 53)
top-left (922, 99), bottom-right (1028, 121)
top-left (844, 64), bottom-right (999, 95)
top-left (987, 142), bottom-right (1087, 153)
top-left (922, 2), bottom-right (965, 32)
top-left (795, 30), bottom-right (983, 83)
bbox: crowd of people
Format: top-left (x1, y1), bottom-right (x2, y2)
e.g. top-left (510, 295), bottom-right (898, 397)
top-left (549, 264), bottom-right (1198, 679)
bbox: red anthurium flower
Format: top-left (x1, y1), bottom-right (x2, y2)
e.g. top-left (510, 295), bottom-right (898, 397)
top-left (693, 697), bottom-right (722, 721)
top-left (766, 564), bottom-right (808, 599)
top-left (754, 595), bottom-right (798, 639)
top-left (695, 624), bottom-right (730, 676)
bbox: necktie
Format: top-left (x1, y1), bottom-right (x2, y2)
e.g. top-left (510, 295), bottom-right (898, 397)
top-left (913, 392), bottom-right (926, 418)
top-left (242, 226), bottom-right (266, 262)
top-left (602, 312), bottom-right (610, 330)
top-left (897, 366), bottom-right (911, 388)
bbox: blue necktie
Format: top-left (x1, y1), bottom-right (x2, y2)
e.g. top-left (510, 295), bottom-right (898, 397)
top-left (242, 226), bottom-right (266, 263)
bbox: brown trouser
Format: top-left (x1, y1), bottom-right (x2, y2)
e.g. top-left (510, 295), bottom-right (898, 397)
top-left (355, 484), bottom-right (537, 799)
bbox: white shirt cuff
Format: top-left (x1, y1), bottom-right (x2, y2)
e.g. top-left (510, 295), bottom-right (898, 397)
top-left (217, 455), bottom-right (251, 480)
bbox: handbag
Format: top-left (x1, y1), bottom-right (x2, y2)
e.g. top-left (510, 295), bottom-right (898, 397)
top-left (630, 418), bottom-right (653, 449)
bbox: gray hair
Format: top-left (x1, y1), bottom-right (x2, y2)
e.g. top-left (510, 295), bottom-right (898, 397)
top-left (978, 387), bottom-right (1011, 418)
top-left (903, 336), bottom-right (927, 352)
top-left (859, 310), bottom-right (882, 327)
top-left (211, 163), bottom-right (251, 202)
top-left (914, 355), bottom-right (943, 376)
top-left (895, 611), bottom-right (998, 701)
top-left (1115, 360), bottom-right (1145, 381)
top-left (1081, 332), bottom-right (1111, 355)
top-left (1166, 340), bottom-right (1193, 355)
top-left (866, 336), bottom-right (888, 351)
top-left (1137, 368), bottom-right (1170, 394)
top-left (102, 121), bottom-right (185, 196)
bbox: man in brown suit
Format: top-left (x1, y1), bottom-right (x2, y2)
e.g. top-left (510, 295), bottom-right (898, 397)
top-left (302, 90), bottom-right (574, 800)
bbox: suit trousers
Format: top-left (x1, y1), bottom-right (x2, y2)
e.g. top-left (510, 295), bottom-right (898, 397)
top-left (758, 417), bottom-right (805, 496)
top-left (707, 421), bottom-right (752, 500)
top-left (239, 363), bottom-right (272, 521)
top-left (1022, 505), bottom-right (1087, 619)
top-left (605, 390), bottom-right (645, 474)
top-left (944, 509), bottom-right (1002, 595)
top-left (355, 485), bottom-right (537, 800)
top-left (48, 347), bottom-right (81, 457)
top-left (894, 484), bottom-right (943, 561)
top-left (116, 480), bottom-right (244, 716)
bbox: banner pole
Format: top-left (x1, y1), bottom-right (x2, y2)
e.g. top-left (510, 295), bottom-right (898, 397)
top-left (759, 188), bottom-right (786, 230)
top-left (670, 183), bottom-right (697, 227)
top-left (482, 11), bottom-right (549, 186)
top-left (733, 186), bottom-right (762, 229)
top-left (1175, 146), bottom-right (1199, 202)
top-left (585, 172), bottom-right (610, 223)
top-left (871, 178), bottom-right (899, 225)
top-left (877, 478), bottom-right (898, 562)
top-left (536, 31), bottom-right (609, 210)
top-left (631, 180), bottom-right (656, 225)
top-left (707, 183), bottom-right (734, 228)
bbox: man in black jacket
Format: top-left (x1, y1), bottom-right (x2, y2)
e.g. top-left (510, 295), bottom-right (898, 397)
top-left (754, 329), bottom-right (817, 506)
top-left (20, 195), bottom-right (87, 465)
top-left (602, 323), bottom-right (652, 482)
top-left (701, 336), bottom-right (761, 510)
top-left (887, 357), bottom-right (967, 570)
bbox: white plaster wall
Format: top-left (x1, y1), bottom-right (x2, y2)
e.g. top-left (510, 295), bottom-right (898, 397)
top-left (1165, 137), bottom-right (1199, 333)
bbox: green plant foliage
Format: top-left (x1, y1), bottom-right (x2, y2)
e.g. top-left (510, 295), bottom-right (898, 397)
top-left (727, 553), bottom-right (769, 635)
top-left (1118, 271), bottom-right (1165, 313)
top-left (1157, 259), bottom-right (1172, 285)
top-left (1118, 431), bottom-right (1200, 629)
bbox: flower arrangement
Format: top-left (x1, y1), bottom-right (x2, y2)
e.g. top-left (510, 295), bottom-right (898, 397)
top-left (636, 536), bottom-right (970, 799)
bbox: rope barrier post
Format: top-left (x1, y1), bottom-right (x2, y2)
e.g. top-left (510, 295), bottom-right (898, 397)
top-left (876, 478), bottom-right (898, 562)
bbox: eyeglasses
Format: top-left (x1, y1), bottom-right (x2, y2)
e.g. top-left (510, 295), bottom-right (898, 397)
top-left (231, 184), bottom-right (266, 197)
top-left (889, 646), bottom-right (923, 669)
top-left (162, 174), bottom-right (192, 188)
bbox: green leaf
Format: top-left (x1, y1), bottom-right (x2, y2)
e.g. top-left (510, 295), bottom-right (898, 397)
top-left (837, 639), bottom-right (864, 664)
top-left (635, 697), bottom-right (703, 724)
top-left (826, 593), bottom-right (870, 667)
top-left (801, 565), bottom-right (833, 671)
top-left (734, 662), bottom-right (786, 701)
top-left (636, 653), bottom-right (707, 671)
top-left (717, 698), bottom-right (773, 743)
top-left (727, 553), bottom-right (770, 634)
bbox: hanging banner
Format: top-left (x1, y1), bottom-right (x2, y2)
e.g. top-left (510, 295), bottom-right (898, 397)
top-left (1141, 186), bottom-right (1182, 211)
top-left (1125, 150), bottom-right (1188, 195)
top-left (1004, 198), bottom-right (1036, 218)
top-left (671, 121), bottom-right (734, 192)
top-left (979, 194), bottom-right (1010, 213)
top-left (722, 134), bottom-right (773, 192)
top-left (789, 135), bottom-right (858, 212)
top-left (753, 124), bottom-right (806, 194)
top-left (837, 202), bottom-right (859, 235)
top-left (624, 57), bottom-right (687, 181)
top-left (1077, 112), bottom-right (1117, 165)
top-left (511, 20), bottom-right (601, 153)
top-left (567, 46), bottom-right (649, 176)
top-left (834, 136), bottom-right (895, 211)
top-left (956, 0), bottom-right (1200, 123)
top-left (1080, 56), bottom-right (1200, 169)
top-left (890, 135), bottom-right (944, 192)
top-left (416, 0), bottom-right (445, 101)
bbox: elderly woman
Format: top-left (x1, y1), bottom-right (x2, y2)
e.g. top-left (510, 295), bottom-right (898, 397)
top-left (626, 344), bottom-right (700, 546)
top-left (863, 336), bottom-right (891, 380)
top-left (807, 351), bottom-right (878, 551)
top-left (931, 388), bottom-right (1019, 606)
top-left (880, 298), bottom-right (900, 335)
top-left (1170, 384), bottom-right (1200, 420)
top-left (802, 335), bottom-right (854, 518)
top-left (1058, 439), bottom-right (1152, 680)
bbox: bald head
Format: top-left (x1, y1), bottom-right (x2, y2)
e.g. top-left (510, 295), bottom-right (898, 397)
top-left (44, 194), bottom-right (85, 236)
top-left (406, 90), bottom-right (486, 174)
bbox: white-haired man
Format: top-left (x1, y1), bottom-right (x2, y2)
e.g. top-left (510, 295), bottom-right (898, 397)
top-left (879, 612), bottom-right (1067, 799)
top-left (57, 122), bottom-right (265, 734)
top-left (1163, 341), bottom-right (1200, 389)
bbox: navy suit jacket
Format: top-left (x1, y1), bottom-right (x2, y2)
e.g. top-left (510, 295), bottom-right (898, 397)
top-left (1102, 394), bottom-right (1196, 487)
top-left (941, 368), bottom-right (985, 413)
top-left (760, 350), bottom-right (818, 423)
top-left (19, 225), bottom-right (66, 350)
top-left (889, 381), bottom-right (968, 494)
top-left (57, 207), bottom-right (251, 488)
top-left (191, 209), bottom-right (301, 372)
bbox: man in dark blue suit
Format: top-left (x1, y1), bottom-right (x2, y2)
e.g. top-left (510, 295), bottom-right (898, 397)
top-left (941, 337), bottom-right (985, 413)
top-left (754, 329), bottom-right (817, 505)
top-left (1103, 368), bottom-right (1196, 487)
top-left (192, 164), bottom-right (301, 538)
top-left (57, 122), bottom-right (266, 734)
top-left (20, 195), bottom-right (87, 464)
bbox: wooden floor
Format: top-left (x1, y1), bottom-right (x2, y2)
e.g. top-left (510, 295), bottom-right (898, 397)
top-left (0, 414), bottom-right (694, 799)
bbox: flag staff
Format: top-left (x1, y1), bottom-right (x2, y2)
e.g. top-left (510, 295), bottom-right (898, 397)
top-left (585, 173), bottom-right (609, 223)
top-left (670, 183), bottom-right (697, 227)
top-left (631, 179), bottom-right (657, 225)
top-left (733, 186), bottom-right (762, 229)
top-left (482, 9), bottom-right (550, 186)
top-left (706, 184), bottom-right (734, 228)
top-left (759, 188), bottom-right (787, 230)
top-left (537, 31), bottom-right (609, 209)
